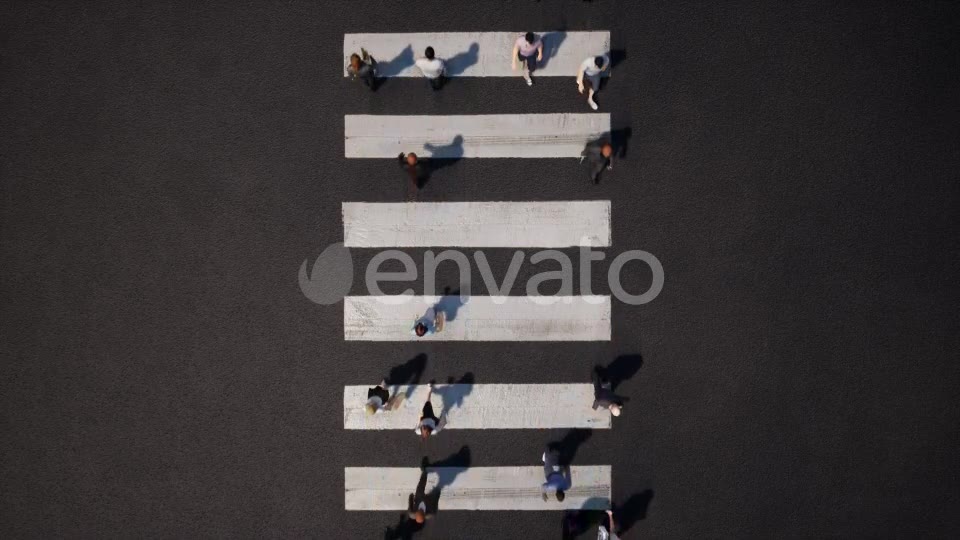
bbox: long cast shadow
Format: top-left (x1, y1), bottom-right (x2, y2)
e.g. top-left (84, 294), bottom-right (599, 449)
top-left (387, 353), bottom-right (427, 399)
top-left (375, 44), bottom-right (414, 79)
top-left (434, 372), bottom-right (475, 413)
top-left (423, 135), bottom-right (464, 175)
top-left (444, 42), bottom-right (479, 76)
top-left (614, 489), bottom-right (655, 533)
top-left (538, 31), bottom-right (568, 70)
top-left (420, 446), bottom-right (471, 512)
top-left (596, 354), bottom-right (643, 392)
top-left (432, 287), bottom-right (467, 322)
top-left (548, 429), bottom-right (593, 466)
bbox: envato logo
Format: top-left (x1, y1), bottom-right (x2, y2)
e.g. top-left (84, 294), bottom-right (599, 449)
top-left (299, 241), bottom-right (664, 305)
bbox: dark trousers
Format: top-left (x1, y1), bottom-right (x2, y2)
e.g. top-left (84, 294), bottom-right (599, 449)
top-left (518, 52), bottom-right (538, 73)
top-left (421, 401), bottom-right (437, 422)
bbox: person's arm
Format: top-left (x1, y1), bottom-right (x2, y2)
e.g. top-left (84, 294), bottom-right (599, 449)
top-left (607, 153), bottom-right (613, 170)
top-left (606, 510), bottom-right (615, 532)
top-left (537, 41), bottom-right (544, 61)
top-left (436, 415), bottom-right (447, 432)
top-left (592, 399), bottom-right (600, 410)
top-left (511, 43), bottom-right (519, 70)
top-left (577, 61), bottom-right (586, 92)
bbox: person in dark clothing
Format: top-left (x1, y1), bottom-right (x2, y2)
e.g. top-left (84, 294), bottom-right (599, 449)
top-left (407, 461), bottom-right (436, 525)
top-left (415, 383), bottom-right (445, 440)
top-left (592, 367), bottom-right (623, 416)
top-left (580, 141), bottom-right (613, 184)
top-left (347, 49), bottom-right (378, 90)
top-left (398, 152), bottom-right (430, 194)
top-left (365, 379), bottom-right (391, 416)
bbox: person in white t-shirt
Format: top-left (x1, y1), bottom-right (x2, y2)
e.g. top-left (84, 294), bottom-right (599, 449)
top-left (577, 54), bottom-right (611, 110)
top-left (415, 46), bottom-right (446, 91)
top-left (511, 32), bottom-right (544, 86)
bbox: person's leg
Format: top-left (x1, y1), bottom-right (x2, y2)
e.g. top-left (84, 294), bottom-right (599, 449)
top-left (519, 52), bottom-right (533, 85)
top-left (422, 400), bottom-right (436, 421)
top-left (587, 74), bottom-right (600, 109)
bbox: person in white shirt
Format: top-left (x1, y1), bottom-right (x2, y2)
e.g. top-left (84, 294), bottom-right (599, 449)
top-left (511, 32), bottom-right (544, 86)
top-left (597, 509), bottom-right (620, 540)
top-left (577, 54), bottom-right (611, 110)
top-left (415, 46), bottom-right (446, 90)
top-left (414, 383), bottom-right (445, 440)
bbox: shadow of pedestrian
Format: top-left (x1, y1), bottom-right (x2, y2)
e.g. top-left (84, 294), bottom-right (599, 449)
top-left (432, 287), bottom-right (467, 322)
top-left (561, 508), bottom-right (604, 539)
top-left (538, 31), bottom-right (568, 70)
top-left (424, 135), bottom-right (464, 175)
top-left (596, 354), bottom-right (643, 392)
top-left (388, 353), bottom-right (427, 399)
top-left (609, 49), bottom-right (626, 70)
top-left (383, 513), bottom-right (422, 540)
top-left (435, 372), bottom-right (475, 413)
top-left (376, 44), bottom-right (415, 78)
top-left (614, 489), bottom-right (655, 534)
top-left (548, 429), bottom-right (592, 466)
top-left (445, 42), bottom-right (479, 76)
top-left (422, 446), bottom-right (471, 511)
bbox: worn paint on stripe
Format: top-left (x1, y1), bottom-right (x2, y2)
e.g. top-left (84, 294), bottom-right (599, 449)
top-left (344, 384), bottom-right (610, 429)
top-left (345, 466), bottom-right (611, 510)
top-left (344, 113), bottom-right (611, 158)
top-left (344, 296), bottom-right (611, 342)
top-left (342, 201), bottom-right (611, 248)
top-left (343, 31), bottom-right (610, 77)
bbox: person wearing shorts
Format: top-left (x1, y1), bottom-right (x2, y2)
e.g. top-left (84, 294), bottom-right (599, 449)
top-left (577, 54), bottom-right (611, 110)
top-left (365, 379), bottom-right (390, 416)
top-left (512, 32), bottom-right (544, 86)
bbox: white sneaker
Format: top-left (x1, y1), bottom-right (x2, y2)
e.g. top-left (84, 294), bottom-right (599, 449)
top-left (588, 98), bottom-right (599, 110)
top-left (525, 74), bottom-right (533, 86)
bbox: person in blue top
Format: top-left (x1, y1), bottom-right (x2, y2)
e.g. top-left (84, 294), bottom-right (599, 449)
top-left (412, 305), bottom-right (445, 337)
top-left (541, 447), bottom-right (570, 502)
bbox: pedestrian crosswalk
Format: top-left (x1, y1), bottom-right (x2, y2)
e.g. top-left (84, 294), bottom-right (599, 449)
top-left (345, 466), bottom-right (611, 510)
top-left (344, 113), bottom-right (611, 158)
top-left (344, 295), bottom-right (611, 341)
top-left (343, 31), bottom-right (610, 77)
top-left (338, 25), bottom-right (622, 527)
top-left (343, 201), bottom-right (611, 247)
top-left (344, 384), bottom-right (611, 430)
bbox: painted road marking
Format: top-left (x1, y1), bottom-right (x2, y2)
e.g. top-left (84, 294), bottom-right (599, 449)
top-left (344, 113), bottom-right (611, 158)
top-left (343, 31), bottom-right (610, 77)
top-left (345, 466), bottom-right (611, 510)
top-left (344, 295), bottom-right (611, 342)
top-left (345, 384), bottom-right (610, 430)
top-left (342, 201), bottom-right (611, 248)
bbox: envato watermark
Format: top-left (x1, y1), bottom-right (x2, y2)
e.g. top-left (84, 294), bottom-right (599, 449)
top-left (299, 242), bottom-right (664, 306)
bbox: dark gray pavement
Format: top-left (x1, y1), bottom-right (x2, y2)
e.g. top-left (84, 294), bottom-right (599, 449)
top-left (2, 1), bottom-right (959, 538)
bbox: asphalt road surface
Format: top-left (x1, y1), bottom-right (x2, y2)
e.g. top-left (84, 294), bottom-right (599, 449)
top-left (2, 1), bottom-right (959, 538)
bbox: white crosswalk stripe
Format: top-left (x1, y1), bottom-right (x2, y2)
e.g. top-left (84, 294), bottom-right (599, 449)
top-left (343, 201), bottom-right (611, 248)
top-left (345, 384), bottom-right (611, 430)
top-left (344, 295), bottom-right (611, 341)
top-left (344, 113), bottom-right (611, 158)
top-left (345, 466), bottom-right (611, 510)
top-left (343, 31), bottom-right (610, 77)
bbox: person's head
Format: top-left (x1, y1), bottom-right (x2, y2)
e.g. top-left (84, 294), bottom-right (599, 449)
top-left (420, 426), bottom-right (432, 440)
top-left (350, 53), bottom-right (361, 70)
top-left (406, 153), bottom-right (418, 166)
top-left (609, 403), bottom-right (622, 416)
top-left (414, 510), bottom-right (425, 524)
top-left (525, 32), bottom-right (536, 44)
top-left (424, 47), bottom-right (435, 60)
top-left (556, 489), bottom-right (566, 502)
top-left (365, 402), bottom-right (377, 416)
top-left (594, 56), bottom-right (605, 69)
top-left (601, 143), bottom-right (613, 158)
top-left (414, 321), bottom-right (427, 336)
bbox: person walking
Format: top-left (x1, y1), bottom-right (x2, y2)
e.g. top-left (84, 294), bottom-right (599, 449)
top-left (407, 460), bottom-right (436, 525)
top-left (512, 32), bottom-right (544, 86)
top-left (580, 141), bottom-right (613, 184)
top-left (398, 152), bottom-right (431, 196)
top-left (346, 48), bottom-right (378, 91)
top-left (412, 303), bottom-right (445, 337)
top-left (597, 509), bottom-right (620, 540)
top-left (577, 54), bottom-right (611, 110)
top-left (414, 383), bottom-right (445, 440)
top-left (416, 46), bottom-right (446, 90)
top-left (365, 379), bottom-right (391, 416)
top-left (542, 447), bottom-right (569, 502)
top-left (592, 366), bottom-right (623, 416)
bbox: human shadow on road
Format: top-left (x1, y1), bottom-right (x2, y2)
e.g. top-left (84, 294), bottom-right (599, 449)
top-left (434, 372), bottom-right (475, 414)
top-left (421, 446), bottom-right (471, 511)
top-left (423, 135), bottom-right (464, 176)
top-left (538, 31), bottom-right (569, 70)
top-left (548, 429), bottom-right (593, 466)
top-left (596, 354), bottom-right (643, 392)
top-left (614, 489), bottom-right (655, 534)
top-left (388, 353), bottom-right (427, 399)
top-left (445, 42), bottom-right (480, 76)
top-left (376, 44), bottom-right (415, 79)
top-left (432, 287), bottom-right (467, 322)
